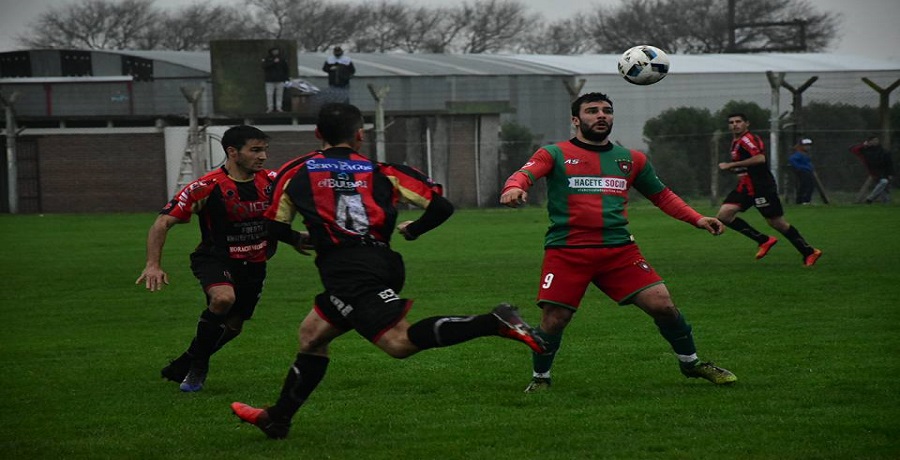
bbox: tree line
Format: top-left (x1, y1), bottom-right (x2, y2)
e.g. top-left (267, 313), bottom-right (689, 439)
top-left (18, 0), bottom-right (840, 54)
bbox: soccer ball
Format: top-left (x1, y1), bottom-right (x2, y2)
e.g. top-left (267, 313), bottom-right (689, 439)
top-left (617, 45), bottom-right (670, 85)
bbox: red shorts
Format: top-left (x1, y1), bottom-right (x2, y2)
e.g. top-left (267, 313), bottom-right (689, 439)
top-left (537, 245), bottom-right (664, 310)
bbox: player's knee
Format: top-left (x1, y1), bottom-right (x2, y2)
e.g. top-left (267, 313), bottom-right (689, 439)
top-left (298, 333), bottom-right (329, 355)
top-left (208, 293), bottom-right (236, 313)
top-left (540, 304), bottom-right (573, 333)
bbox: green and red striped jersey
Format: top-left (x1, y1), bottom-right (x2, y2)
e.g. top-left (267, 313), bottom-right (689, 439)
top-left (503, 138), bottom-right (701, 248)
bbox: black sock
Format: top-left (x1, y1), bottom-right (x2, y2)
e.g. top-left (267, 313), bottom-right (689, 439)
top-left (406, 314), bottom-right (498, 350)
top-left (267, 353), bottom-right (330, 422)
top-left (185, 309), bottom-right (227, 366)
top-left (212, 325), bottom-right (241, 353)
top-left (781, 225), bottom-right (814, 256)
top-left (725, 217), bottom-right (769, 244)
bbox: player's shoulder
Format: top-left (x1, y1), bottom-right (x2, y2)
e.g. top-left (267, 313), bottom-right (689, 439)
top-left (617, 144), bottom-right (647, 158)
top-left (276, 150), bottom-right (322, 176)
top-left (740, 132), bottom-right (764, 146)
top-left (378, 161), bottom-right (430, 181)
top-left (182, 168), bottom-right (225, 194)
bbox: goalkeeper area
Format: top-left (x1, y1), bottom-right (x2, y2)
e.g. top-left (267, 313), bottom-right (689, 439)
top-left (1, 204), bottom-right (898, 459)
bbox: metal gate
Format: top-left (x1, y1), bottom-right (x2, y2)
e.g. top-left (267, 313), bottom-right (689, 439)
top-left (0, 137), bottom-right (41, 214)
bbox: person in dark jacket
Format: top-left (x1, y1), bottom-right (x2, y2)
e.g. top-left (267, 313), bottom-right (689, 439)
top-left (262, 48), bottom-right (290, 112)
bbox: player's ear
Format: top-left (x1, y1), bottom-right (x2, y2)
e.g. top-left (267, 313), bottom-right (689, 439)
top-left (314, 128), bottom-right (323, 140)
top-left (225, 146), bottom-right (238, 158)
top-left (355, 128), bottom-right (364, 142)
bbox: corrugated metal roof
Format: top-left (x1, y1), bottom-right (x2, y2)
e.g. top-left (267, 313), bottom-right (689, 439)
top-left (512, 52), bottom-right (900, 74)
top-left (116, 50), bottom-right (211, 72)
top-left (24, 49), bottom-right (900, 77)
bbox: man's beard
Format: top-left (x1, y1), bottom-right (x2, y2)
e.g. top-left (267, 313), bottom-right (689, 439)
top-left (579, 121), bottom-right (612, 142)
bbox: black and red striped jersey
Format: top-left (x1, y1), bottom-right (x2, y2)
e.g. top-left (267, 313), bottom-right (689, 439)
top-left (730, 131), bottom-right (777, 195)
top-left (161, 166), bottom-right (277, 263)
top-left (265, 147), bottom-right (443, 253)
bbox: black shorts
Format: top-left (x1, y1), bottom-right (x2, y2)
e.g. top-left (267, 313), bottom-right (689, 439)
top-left (723, 189), bottom-right (784, 218)
top-left (313, 247), bottom-right (411, 342)
top-left (190, 252), bottom-right (266, 320)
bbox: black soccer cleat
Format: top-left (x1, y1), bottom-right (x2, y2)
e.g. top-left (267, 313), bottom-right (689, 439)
top-left (160, 355), bottom-right (192, 383)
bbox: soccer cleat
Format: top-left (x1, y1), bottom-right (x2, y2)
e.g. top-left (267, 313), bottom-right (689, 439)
top-left (231, 402), bottom-right (291, 439)
top-left (160, 355), bottom-right (192, 383)
top-left (492, 303), bottom-right (547, 354)
top-left (524, 377), bottom-right (552, 393)
top-left (803, 248), bottom-right (823, 267)
top-left (179, 363), bottom-right (208, 392)
top-left (755, 236), bottom-right (778, 259)
top-left (681, 361), bottom-right (737, 385)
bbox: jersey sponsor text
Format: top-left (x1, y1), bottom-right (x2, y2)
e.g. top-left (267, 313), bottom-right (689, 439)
top-left (567, 176), bottom-right (628, 192)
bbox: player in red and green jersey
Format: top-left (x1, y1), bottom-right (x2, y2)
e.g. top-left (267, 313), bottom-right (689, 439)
top-left (501, 92), bottom-right (737, 392)
top-left (716, 113), bottom-right (822, 266)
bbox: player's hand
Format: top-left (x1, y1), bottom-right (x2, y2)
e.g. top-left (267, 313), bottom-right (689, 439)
top-left (696, 217), bottom-right (725, 236)
top-left (293, 231), bottom-right (314, 256)
top-left (718, 162), bottom-right (732, 171)
top-left (397, 220), bottom-right (417, 240)
top-left (500, 188), bottom-right (527, 207)
top-left (136, 267), bottom-right (169, 291)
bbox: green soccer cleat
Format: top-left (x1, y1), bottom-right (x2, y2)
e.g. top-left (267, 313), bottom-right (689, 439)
top-left (524, 377), bottom-right (552, 393)
top-left (681, 362), bottom-right (737, 385)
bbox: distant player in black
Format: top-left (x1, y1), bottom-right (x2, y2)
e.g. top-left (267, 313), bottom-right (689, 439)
top-left (716, 113), bottom-right (822, 267)
top-left (230, 103), bottom-right (546, 439)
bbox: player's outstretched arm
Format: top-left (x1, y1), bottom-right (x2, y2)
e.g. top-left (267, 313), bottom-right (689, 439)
top-left (136, 214), bottom-right (181, 291)
top-left (696, 216), bottom-right (725, 236)
top-left (500, 187), bottom-right (527, 207)
top-left (397, 195), bottom-right (454, 241)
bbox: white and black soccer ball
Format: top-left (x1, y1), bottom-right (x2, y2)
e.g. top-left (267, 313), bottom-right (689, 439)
top-left (617, 45), bottom-right (670, 85)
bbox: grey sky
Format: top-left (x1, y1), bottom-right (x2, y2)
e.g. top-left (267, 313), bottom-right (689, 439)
top-left (0, 0), bottom-right (898, 59)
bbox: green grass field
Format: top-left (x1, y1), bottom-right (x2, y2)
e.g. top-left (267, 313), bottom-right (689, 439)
top-left (1, 203), bottom-right (898, 459)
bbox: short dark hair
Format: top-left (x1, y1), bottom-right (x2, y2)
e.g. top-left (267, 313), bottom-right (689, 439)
top-left (727, 112), bottom-right (747, 121)
top-left (221, 125), bottom-right (269, 152)
top-left (571, 92), bottom-right (613, 117)
top-left (317, 103), bottom-right (364, 145)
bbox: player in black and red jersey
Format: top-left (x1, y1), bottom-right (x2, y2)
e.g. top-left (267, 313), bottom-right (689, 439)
top-left (230, 103), bottom-right (546, 439)
top-left (136, 125), bottom-right (308, 392)
top-left (716, 113), bottom-right (822, 266)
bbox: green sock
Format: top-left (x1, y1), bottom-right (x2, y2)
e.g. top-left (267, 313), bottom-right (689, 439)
top-left (532, 328), bottom-right (563, 376)
top-left (654, 314), bottom-right (697, 359)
